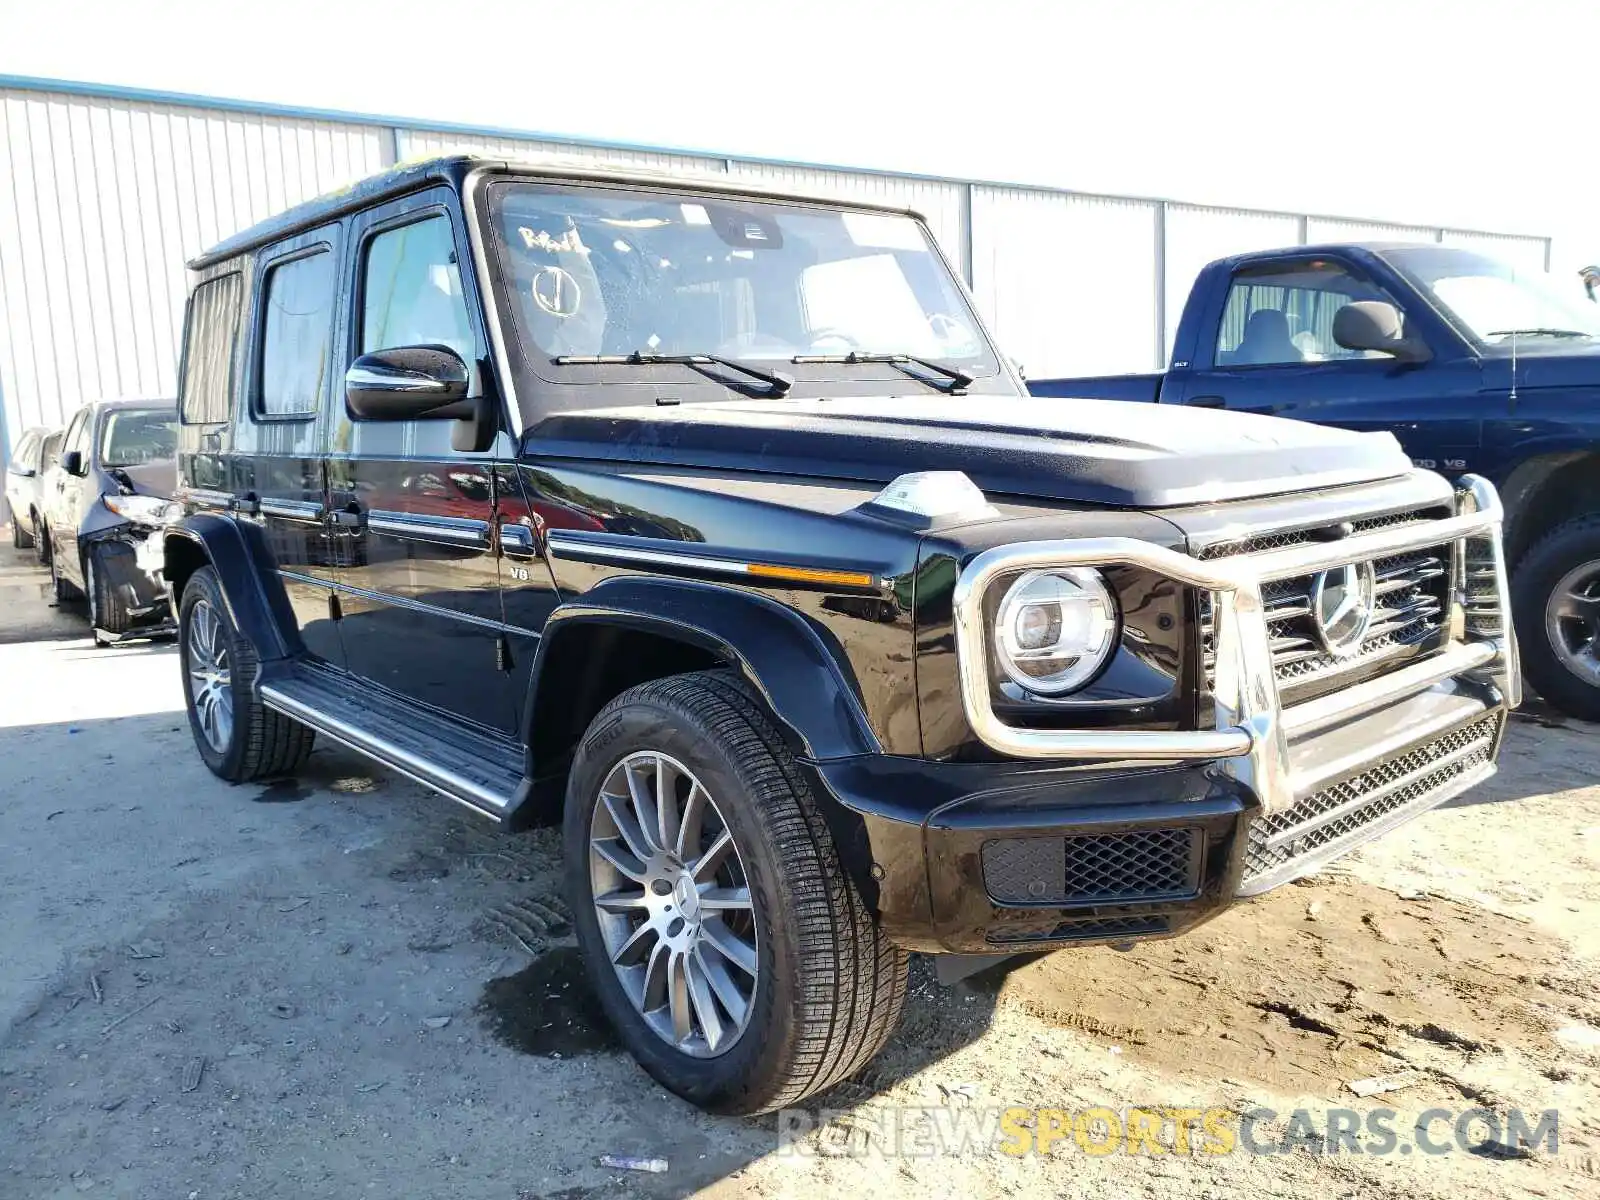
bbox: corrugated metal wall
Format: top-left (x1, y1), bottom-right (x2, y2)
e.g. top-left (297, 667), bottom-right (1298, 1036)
top-left (0, 77), bottom-right (1554, 484)
top-left (0, 86), bottom-right (386, 441)
top-left (971, 188), bottom-right (1157, 377)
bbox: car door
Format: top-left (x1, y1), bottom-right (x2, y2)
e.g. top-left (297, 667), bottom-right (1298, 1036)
top-left (326, 189), bottom-right (518, 733)
top-left (1171, 255), bottom-right (1487, 475)
top-left (50, 407), bottom-right (92, 581)
top-left (232, 230), bottom-right (346, 667)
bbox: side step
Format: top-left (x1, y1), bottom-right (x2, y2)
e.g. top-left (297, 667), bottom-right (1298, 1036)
top-left (259, 662), bottom-right (526, 821)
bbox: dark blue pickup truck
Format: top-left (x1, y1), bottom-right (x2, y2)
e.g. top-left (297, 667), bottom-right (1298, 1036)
top-left (1031, 242), bottom-right (1600, 720)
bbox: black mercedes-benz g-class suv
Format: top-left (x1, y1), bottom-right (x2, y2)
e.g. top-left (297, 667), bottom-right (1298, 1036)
top-left (166, 156), bottom-right (1520, 1114)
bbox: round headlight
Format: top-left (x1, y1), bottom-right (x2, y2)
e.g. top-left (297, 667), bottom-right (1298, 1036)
top-left (994, 568), bottom-right (1118, 695)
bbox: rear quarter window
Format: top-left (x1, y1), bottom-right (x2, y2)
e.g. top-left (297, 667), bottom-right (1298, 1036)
top-left (179, 273), bottom-right (244, 425)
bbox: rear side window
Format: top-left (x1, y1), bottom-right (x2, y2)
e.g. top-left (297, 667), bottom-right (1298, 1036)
top-left (1216, 261), bottom-right (1392, 366)
top-left (259, 249), bottom-right (335, 418)
top-left (179, 273), bottom-right (243, 424)
top-left (8, 430), bottom-right (39, 473)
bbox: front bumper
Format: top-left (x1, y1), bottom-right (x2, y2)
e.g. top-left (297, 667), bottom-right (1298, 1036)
top-left (89, 525), bottom-right (175, 637)
top-left (815, 475), bottom-right (1517, 954)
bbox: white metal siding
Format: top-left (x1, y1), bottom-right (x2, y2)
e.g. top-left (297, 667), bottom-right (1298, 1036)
top-left (0, 79), bottom-right (1556, 475)
top-left (1441, 230), bottom-right (1549, 275)
top-left (970, 188), bottom-right (1157, 378)
top-left (1163, 205), bottom-right (1302, 361)
top-left (0, 87), bottom-right (385, 439)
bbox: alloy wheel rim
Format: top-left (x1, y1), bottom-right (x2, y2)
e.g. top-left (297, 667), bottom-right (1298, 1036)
top-left (185, 600), bottom-right (234, 751)
top-left (1546, 559), bottom-right (1600, 684)
top-left (588, 751), bottom-right (759, 1059)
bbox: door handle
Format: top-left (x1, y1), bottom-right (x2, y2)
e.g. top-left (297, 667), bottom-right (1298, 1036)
top-left (1188, 395), bottom-right (1227, 408)
top-left (497, 521), bottom-right (539, 557)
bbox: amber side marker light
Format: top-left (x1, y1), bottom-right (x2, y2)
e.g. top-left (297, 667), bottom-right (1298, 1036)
top-left (747, 563), bottom-right (877, 588)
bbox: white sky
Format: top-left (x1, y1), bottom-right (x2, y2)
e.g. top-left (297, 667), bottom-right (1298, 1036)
top-left (3, 0), bottom-right (1597, 273)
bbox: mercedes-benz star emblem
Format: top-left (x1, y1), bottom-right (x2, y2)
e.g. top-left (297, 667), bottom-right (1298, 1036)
top-left (1310, 561), bottom-right (1376, 658)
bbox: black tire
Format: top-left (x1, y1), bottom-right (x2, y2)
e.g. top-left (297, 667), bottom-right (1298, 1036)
top-left (179, 565), bottom-right (314, 782)
top-left (86, 543), bottom-right (133, 637)
top-left (563, 670), bottom-right (908, 1115)
top-left (10, 516), bottom-right (32, 550)
top-left (1513, 514), bottom-right (1600, 722)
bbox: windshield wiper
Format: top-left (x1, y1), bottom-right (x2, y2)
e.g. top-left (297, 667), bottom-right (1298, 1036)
top-left (553, 352), bottom-right (794, 396)
top-left (1484, 328), bottom-right (1594, 339)
top-left (791, 352), bottom-right (973, 394)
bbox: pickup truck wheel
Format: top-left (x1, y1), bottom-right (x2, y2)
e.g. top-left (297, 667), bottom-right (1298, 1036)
top-left (1514, 514), bottom-right (1600, 722)
top-left (87, 543), bottom-right (133, 637)
top-left (33, 515), bottom-right (48, 565)
top-left (564, 670), bottom-right (908, 1114)
top-left (11, 516), bottom-right (32, 550)
top-left (179, 566), bottom-right (314, 781)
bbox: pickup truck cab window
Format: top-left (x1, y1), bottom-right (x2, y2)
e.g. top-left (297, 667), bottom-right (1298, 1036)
top-left (258, 248), bottom-right (336, 418)
top-left (484, 180), bottom-right (998, 407)
top-left (1384, 245), bottom-right (1600, 346)
top-left (1216, 260), bottom-right (1393, 366)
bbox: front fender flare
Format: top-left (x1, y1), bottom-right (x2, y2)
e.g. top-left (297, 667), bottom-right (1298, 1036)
top-left (528, 575), bottom-right (881, 764)
top-left (163, 516), bottom-right (303, 662)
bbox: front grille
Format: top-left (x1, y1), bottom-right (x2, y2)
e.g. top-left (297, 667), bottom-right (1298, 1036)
top-left (982, 828), bottom-right (1199, 905)
top-left (1196, 506), bottom-right (1450, 560)
top-left (1243, 715), bottom-right (1500, 884)
top-left (988, 915), bottom-right (1171, 944)
top-left (1200, 508), bottom-right (1455, 701)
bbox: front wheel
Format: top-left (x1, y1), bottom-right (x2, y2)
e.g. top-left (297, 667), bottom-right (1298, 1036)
top-left (564, 670), bottom-right (908, 1115)
top-left (1513, 514), bottom-right (1600, 722)
top-left (179, 566), bottom-right (314, 781)
top-left (87, 543), bottom-right (134, 639)
top-left (10, 516), bottom-right (32, 550)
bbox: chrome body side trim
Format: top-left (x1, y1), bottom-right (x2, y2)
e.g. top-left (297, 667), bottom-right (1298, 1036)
top-left (183, 487), bottom-right (234, 510)
top-left (950, 475), bottom-right (1516, 817)
top-left (259, 497), bottom-right (325, 521)
top-left (367, 510), bottom-right (490, 546)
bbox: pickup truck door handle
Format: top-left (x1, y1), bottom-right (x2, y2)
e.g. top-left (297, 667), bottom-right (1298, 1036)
top-left (1188, 394), bottom-right (1227, 409)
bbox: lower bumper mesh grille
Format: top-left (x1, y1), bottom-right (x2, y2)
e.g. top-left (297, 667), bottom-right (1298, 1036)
top-left (1244, 715), bottom-right (1501, 885)
top-left (983, 828), bottom-right (1199, 905)
top-left (988, 915), bottom-right (1171, 944)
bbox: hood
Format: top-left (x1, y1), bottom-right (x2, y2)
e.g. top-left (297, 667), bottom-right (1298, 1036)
top-left (106, 458), bottom-right (177, 499)
top-left (528, 394), bottom-right (1412, 508)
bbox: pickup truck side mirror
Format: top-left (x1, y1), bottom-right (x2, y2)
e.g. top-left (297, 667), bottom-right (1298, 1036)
top-left (1332, 301), bottom-right (1431, 364)
top-left (60, 450), bottom-right (84, 477)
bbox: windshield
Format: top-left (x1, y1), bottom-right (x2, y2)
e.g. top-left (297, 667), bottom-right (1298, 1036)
top-left (1385, 246), bottom-right (1600, 344)
top-left (486, 180), bottom-right (997, 389)
top-left (100, 409), bottom-right (176, 467)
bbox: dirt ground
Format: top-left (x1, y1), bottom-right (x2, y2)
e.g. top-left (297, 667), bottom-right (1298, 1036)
top-left (2, 534), bottom-right (1598, 1199)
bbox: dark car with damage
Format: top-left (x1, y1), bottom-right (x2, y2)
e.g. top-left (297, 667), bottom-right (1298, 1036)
top-left (164, 156), bottom-right (1521, 1114)
top-left (43, 398), bottom-right (179, 643)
